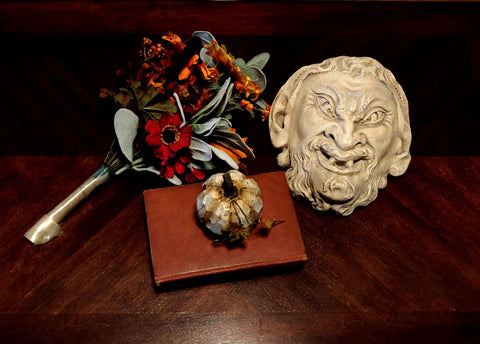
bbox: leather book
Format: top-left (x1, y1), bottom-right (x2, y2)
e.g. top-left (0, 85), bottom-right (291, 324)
top-left (144, 171), bottom-right (307, 289)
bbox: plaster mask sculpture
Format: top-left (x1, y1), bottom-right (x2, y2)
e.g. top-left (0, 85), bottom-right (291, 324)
top-left (269, 56), bottom-right (412, 215)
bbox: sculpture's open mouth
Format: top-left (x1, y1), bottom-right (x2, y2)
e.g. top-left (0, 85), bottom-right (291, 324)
top-left (310, 137), bottom-right (372, 175)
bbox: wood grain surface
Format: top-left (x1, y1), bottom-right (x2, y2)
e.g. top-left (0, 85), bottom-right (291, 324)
top-left (0, 156), bottom-right (479, 342)
top-left (1, 1), bottom-right (480, 342)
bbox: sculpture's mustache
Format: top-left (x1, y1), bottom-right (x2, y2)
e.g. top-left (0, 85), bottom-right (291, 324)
top-left (308, 135), bottom-right (372, 163)
top-left (306, 135), bottom-right (374, 175)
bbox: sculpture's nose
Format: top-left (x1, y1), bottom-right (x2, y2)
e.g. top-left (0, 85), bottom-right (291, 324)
top-left (325, 120), bottom-right (366, 151)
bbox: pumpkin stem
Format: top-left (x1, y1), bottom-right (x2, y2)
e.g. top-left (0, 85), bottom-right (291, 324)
top-left (222, 172), bottom-right (238, 199)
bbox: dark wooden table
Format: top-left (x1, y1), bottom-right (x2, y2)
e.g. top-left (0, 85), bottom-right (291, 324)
top-left (0, 156), bottom-right (479, 343)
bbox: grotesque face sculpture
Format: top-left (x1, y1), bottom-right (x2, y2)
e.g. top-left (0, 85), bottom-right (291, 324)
top-left (269, 57), bottom-right (411, 215)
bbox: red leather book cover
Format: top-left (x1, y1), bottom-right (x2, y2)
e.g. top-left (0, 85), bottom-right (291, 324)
top-left (144, 171), bottom-right (307, 288)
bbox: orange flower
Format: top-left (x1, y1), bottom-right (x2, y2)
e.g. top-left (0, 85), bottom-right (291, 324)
top-left (178, 51), bottom-right (221, 83)
top-left (235, 75), bottom-right (261, 100)
top-left (210, 129), bottom-right (252, 171)
top-left (206, 42), bottom-right (261, 100)
top-left (261, 104), bottom-right (271, 121)
top-left (162, 32), bottom-right (185, 52)
top-left (240, 99), bottom-right (254, 111)
top-left (197, 63), bottom-right (220, 82)
top-left (147, 79), bottom-right (164, 92)
top-left (210, 142), bottom-right (248, 171)
top-left (196, 62), bottom-right (209, 79)
top-left (206, 41), bottom-right (235, 70)
top-left (178, 54), bottom-right (200, 80)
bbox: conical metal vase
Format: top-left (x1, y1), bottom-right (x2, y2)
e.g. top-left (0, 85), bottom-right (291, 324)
top-left (24, 165), bottom-right (111, 246)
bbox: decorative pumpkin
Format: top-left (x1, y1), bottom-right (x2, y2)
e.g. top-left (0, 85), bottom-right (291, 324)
top-left (196, 170), bottom-right (263, 239)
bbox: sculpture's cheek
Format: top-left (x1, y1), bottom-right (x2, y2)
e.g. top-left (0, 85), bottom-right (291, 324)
top-left (362, 124), bottom-right (396, 160)
top-left (293, 111), bottom-right (330, 147)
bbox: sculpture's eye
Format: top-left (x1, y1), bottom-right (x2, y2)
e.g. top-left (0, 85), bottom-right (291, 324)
top-left (316, 95), bottom-right (335, 118)
top-left (361, 109), bottom-right (386, 125)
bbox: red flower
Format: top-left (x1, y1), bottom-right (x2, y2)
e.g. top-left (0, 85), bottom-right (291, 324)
top-left (174, 155), bottom-right (190, 175)
top-left (144, 113), bottom-right (193, 166)
top-left (145, 120), bottom-right (161, 134)
top-left (185, 167), bottom-right (206, 183)
top-left (160, 153), bottom-right (191, 179)
top-left (161, 164), bottom-right (175, 179)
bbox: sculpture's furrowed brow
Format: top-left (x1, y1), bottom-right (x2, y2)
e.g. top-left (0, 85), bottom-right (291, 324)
top-left (311, 85), bottom-right (339, 99)
top-left (334, 88), bottom-right (365, 118)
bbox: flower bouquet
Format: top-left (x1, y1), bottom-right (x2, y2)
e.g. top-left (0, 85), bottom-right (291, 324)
top-left (24, 31), bottom-right (270, 246)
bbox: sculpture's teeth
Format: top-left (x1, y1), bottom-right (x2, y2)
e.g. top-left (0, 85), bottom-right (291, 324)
top-left (328, 157), bottom-right (335, 165)
top-left (346, 160), bottom-right (353, 168)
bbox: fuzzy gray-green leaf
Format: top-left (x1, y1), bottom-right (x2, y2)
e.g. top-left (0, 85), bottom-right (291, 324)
top-left (246, 52), bottom-right (270, 70)
top-left (209, 145), bottom-right (238, 169)
top-left (114, 108), bottom-right (139, 163)
top-left (191, 118), bottom-right (222, 136)
top-left (190, 137), bottom-right (213, 161)
top-left (190, 78), bottom-right (231, 122)
top-left (243, 66), bottom-right (266, 91)
top-left (143, 99), bottom-right (177, 113)
top-left (234, 58), bottom-right (247, 69)
top-left (192, 31), bottom-right (216, 46)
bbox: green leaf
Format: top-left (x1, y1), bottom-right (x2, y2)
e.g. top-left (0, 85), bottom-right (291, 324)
top-left (189, 160), bottom-right (216, 170)
top-left (141, 86), bottom-right (161, 106)
top-left (143, 99), bottom-right (177, 114)
top-left (216, 83), bottom-right (234, 116)
top-left (118, 87), bottom-right (134, 98)
top-left (114, 108), bottom-right (139, 162)
top-left (133, 85), bottom-right (160, 109)
top-left (133, 163), bottom-right (182, 185)
top-left (216, 118), bottom-right (232, 131)
top-left (234, 58), bottom-right (247, 69)
top-left (209, 144), bottom-right (239, 169)
top-left (190, 137), bottom-right (213, 161)
top-left (255, 98), bottom-right (268, 110)
top-left (189, 78), bottom-right (231, 123)
top-left (243, 66), bottom-right (266, 91)
top-left (200, 47), bottom-right (213, 67)
top-left (167, 175), bottom-right (182, 185)
top-left (129, 81), bottom-right (141, 89)
top-left (192, 31), bottom-right (215, 46)
top-left (113, 93), bottom-right (130, 107)
top-left (225, 101), bottom-right (244, 113)
top-left (246, 52), bottom-right (270, 70)
top-left (191, 118), bottom-right (222, 135)
top-left (133, 165), bottom-right (161, 175)
top-left (173, 92), bottom-right (186, 126)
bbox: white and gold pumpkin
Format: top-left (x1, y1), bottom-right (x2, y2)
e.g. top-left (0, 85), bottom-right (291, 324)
top-left (196, 170), bottom-right (263, 236)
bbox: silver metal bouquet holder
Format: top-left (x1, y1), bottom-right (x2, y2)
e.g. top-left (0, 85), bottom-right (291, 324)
top-left (24, 165), bottom-right (111, 246)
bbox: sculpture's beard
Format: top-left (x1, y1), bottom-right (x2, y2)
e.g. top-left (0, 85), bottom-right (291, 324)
top-left (286, 135), bottom-right (387, 216)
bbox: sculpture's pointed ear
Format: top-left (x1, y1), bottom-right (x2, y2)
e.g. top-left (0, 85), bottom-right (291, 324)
top-left (269, 93), bottom-right (291, 167)
top-left (389, 150), bottom-right (411, 176)
top-left (385, 71), bottom-right (412, 178)
top-left (389, 128), bottom-right (412, 177)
